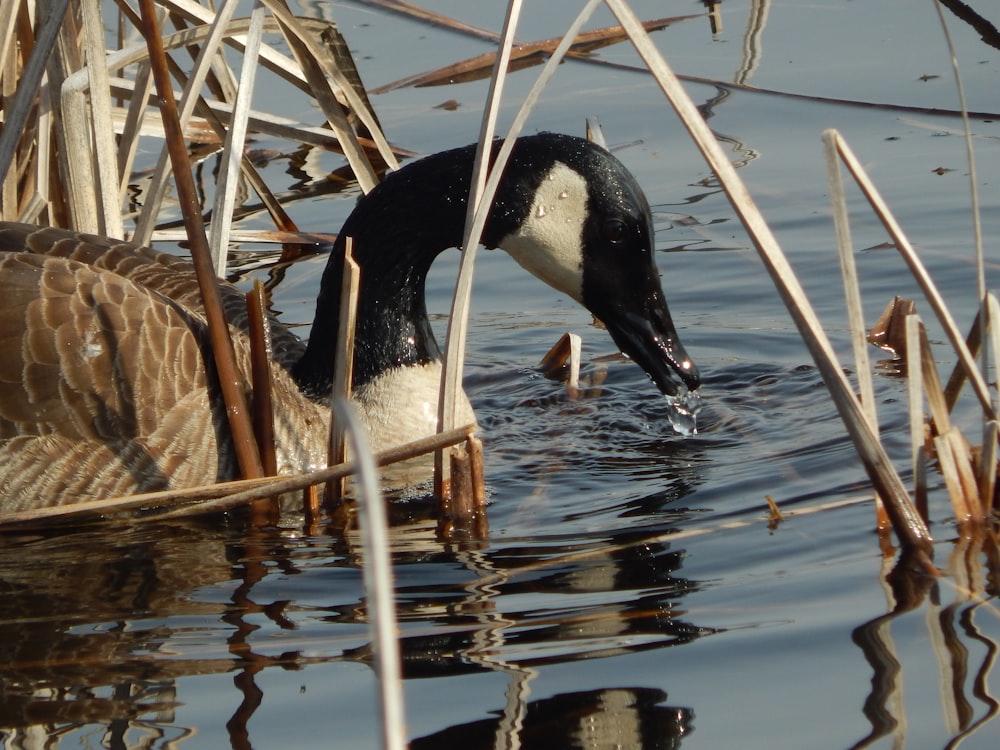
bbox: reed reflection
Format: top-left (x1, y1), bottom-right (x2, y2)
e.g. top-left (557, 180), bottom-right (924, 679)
top-left (849, 545), bottom-right (1000, 749)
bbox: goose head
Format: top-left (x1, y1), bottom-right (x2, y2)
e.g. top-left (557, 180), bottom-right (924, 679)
top-left (294, 132), bottom-right (699, 403)
top-left (481, 134), bottom-right (700, 397)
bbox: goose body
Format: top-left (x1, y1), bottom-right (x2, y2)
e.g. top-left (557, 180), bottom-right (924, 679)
top-left (0, 133), bottom-right (699, 511)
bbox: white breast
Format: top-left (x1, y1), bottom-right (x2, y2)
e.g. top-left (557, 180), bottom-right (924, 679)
top-left (352, 361), bottom-right (477, 452)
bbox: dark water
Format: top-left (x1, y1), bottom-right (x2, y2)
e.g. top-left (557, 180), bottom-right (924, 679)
top-left (3, 1), bottom-right (1000, 748)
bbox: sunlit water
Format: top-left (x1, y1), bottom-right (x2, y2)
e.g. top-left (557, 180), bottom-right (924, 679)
top-left (3, 1), bottom-right (1000, 748)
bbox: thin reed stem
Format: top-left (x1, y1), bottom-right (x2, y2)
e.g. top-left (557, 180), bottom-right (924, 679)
top-left (137, 0), bottom-right (263, 480)
top-left (606, 0), bottom-right (932, 559)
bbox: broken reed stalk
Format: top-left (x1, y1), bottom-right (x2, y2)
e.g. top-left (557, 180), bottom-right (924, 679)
top-left (983, 292), bottom-right (1000, 512)
top-left (914, 317), bottom-right (986, 524)
top-left (441, 435), bottom-right (488, 539)
top-left (604, 0), bottom-right (934, 560)
top-left (327, 239), bottom-right (361, 505)
top-left (905, 314), bottom-right (929, 520)
top-left (826, 129), bottom-right (994, 421)
top-left (137, 0), bottom-right (263, 480)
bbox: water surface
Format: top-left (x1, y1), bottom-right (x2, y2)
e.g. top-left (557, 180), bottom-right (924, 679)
top-left (3, 1), bottom-right (1000, 748)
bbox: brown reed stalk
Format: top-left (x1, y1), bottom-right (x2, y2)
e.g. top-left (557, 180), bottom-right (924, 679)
top-left (247, 281), bottom-right (277, 477)
top-left (137, 0), bottom-right (263, 480)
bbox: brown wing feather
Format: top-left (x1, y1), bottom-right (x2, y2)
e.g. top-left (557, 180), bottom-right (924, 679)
top-left (0, 253), bottom-right (237, 505)
top-left (0, 222), bottom-right (306, 366)
top-left (0, 226), bottom-right (331, 509)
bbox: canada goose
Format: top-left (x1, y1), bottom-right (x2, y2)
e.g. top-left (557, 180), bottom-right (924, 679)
top-left (0, 133), bottom-right (699, 512)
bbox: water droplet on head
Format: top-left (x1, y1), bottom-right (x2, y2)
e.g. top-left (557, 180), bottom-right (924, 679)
top-left (536, 205), bottom-right (547, 218)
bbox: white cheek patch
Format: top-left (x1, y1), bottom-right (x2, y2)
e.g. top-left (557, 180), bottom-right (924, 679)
top-left (497, 162), bottom-right (588, 303)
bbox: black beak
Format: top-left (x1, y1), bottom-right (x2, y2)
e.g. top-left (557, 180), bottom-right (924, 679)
top-left (597, 291), bottom-right (700, 398)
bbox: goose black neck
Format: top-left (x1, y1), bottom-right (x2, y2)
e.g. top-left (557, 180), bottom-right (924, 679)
top-left (292, 141), bottom-right (525, 399)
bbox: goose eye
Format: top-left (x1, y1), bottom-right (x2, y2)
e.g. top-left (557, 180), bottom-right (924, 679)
top-left (602, 219), bottom-right (626, 244)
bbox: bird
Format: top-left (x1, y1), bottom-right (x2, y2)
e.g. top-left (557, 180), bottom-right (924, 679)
top-left (0, 133), bottom-right (699, 512)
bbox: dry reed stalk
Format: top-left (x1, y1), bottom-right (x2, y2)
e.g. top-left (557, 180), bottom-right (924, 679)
top-left (824, 130), bottom-right (889, 532)
top-left (434, 0), bottom-right (525, 494)
top-left (436, 0), bottom-right (603, 495)
top-left (980, 420), bottom-right (999, 515)
top-left (0, 423), bottom-right (478, 528)
top-left (138, 0), bottom-right (263, 480)
top-left (935, 428), bottom-right (978, 524)
top-left (605, 0), bottom-right (934, 559)
top-left (917, 323), bottom-right (953, 435)
top-left (943, 310), bottom-right (982, 414)
top-left (80, 0), bottom-right (121, 236)
top-left (823, 131), bottom-right (877, 432)
top-left (0, 0), bottom-right (72, 204)
top-left (209, 0), bottom-right (266, 277)
top-left (914, 316), bottom-right (985, 525)
top-left (132, 0), bottom-right (242, 245)
top-left (442, 435), bottom-right (488, 539)
top-left (327, 239), bottom-right (361, 505)
top-left (906, 314), bottom-right (930, 520)
top-left (370, 14), bottom-right (695, 94)
top-left (330, 399), bottom-right (407, 750)
top-left (827, 130), bottom-right (994, 421)
top-left (262, 0), bottom-right (385, 193)
top-left (115, 60), bottom-right (156, 204)
top-left (983, 292), bottom-right (1000, 512)
top-left (449, 447), bottom-right (474, 519)
top-left (467, 435), bottom-right (487, 514)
